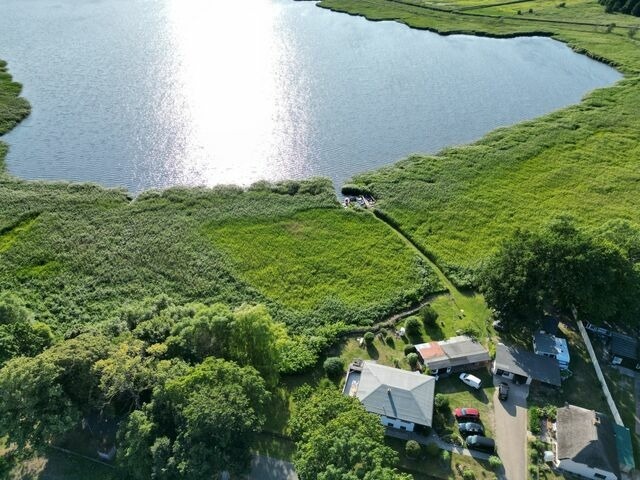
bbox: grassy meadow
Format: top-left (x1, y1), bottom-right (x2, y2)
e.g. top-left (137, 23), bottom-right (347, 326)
top-left (207, 208), bottom-right (440, 313)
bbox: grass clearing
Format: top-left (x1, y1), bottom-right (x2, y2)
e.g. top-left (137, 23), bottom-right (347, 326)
top-left (207, 208), bottom-right (440, 312)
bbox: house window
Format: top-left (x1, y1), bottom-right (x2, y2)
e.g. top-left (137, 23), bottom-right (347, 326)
top-left (400, 426), bottom-right (406, 431)
top-left (594, 474), bottom-right (607, 479)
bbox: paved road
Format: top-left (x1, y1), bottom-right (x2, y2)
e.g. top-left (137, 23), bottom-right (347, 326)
top-left (493, 377), bottom-right (528, 480)
top-left (248, 455), bottom-right (298, 480)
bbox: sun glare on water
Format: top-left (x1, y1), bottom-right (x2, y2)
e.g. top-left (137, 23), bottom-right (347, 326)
top-left (165, 0), bottom-right (310, 187)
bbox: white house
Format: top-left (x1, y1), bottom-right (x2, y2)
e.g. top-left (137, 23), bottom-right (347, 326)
top-left (343, 361), bottom-right (435, 432)
top-left (555, 405), bottom-right (620, 480)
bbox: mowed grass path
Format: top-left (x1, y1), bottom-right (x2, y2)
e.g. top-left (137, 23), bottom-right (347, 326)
top-left (207, 208), bottom-right (440, 311)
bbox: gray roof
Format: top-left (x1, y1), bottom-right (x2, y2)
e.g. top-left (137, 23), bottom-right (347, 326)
top-left (610, 332), bottom-right (638, 361)
top-left (494, 343), bottom-right (561, 387)
top-left (556, 405), bottom-right (621, 478)
top-left (533, 332), bottom-right (557, 356)
top-left (355, 361), bottom-right (435, 427)
top-left (416, 336), bottom-right (490, 370)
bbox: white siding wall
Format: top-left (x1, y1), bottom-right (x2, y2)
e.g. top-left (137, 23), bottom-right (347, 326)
top-left (557, 459), bottom-right (617, 480)
top-left (380, 416), bottom-right (415, 432)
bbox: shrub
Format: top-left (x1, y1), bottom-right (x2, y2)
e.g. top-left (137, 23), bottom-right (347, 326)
top-left (440, 449), bottom-right (451, 463)
top-left (529, 407), bottom-right (541, 434)
top-left (386, 336), bottom-right (395, 347)
top-left (462, 468), bottom-right (475, 479)
top-left (407, 352), bottom-right (419, 368)
top-left (557, 1), bottom-right (566, 6)
top-left (393, 358), bottom-right (400, 368)
top-left (403, 344), bottom-right (416, 355)
top-left (363, 332), bottom-right (375, 346)
top-left (629, 26), bottom-right (638, 38)
top-left (425, 443), bottom-right (440, 457)
top-left (405, 440), bottom-right (421, 459)
top-left (606, 23), bottom-right (616, 33)
top-left (379, 328), bottom-right (388, 337)
top-left (419, 305), bottom-right (438, 326)
top-left (405, 317), bottom-right (421, 337)
top-left (528, 7), bottom-right (533, 12)
top-left (489, 455), bottom-right (502, 470)
top-left (323, 357), bottom-right (344, 378)
top-left (434, 393), bottom-right (450, 412)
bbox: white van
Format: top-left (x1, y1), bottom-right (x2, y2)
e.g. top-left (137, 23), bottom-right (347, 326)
top-left (459, 373), bottom-right (482, 390)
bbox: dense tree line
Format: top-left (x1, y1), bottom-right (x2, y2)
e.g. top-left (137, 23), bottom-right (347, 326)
top-left (599, 0), bottom-right (640, 16)
top-left (480, 217), bottom-right (640, 325)
top-left (0, 298), bottom-right (283, 478)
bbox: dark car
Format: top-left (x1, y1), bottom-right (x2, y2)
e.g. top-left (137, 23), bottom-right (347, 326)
top-left (466, 435), bottom-right (495, 453)
top-left (453, 407), bottom-right (480, 422)
top-left (458, 422), bottom-right (484, 437)
top-left (498, 382), bottom-right (509, 401)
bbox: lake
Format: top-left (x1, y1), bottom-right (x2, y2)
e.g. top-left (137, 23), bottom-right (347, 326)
top-left (0, 0), bottom-right (622, 193)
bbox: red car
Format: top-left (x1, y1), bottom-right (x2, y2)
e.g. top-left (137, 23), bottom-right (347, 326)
top-left (454, 407), bottom-right (480, 422)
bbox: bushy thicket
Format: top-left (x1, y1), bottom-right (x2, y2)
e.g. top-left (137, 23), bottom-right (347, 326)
top-left (599, 0), bottom-right (640, 16)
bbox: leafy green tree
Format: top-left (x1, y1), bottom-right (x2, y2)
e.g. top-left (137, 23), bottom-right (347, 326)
top-left (118, 358), bottom-right (269, 479)
top-left (407, 352), bottom-right (419, 369)
top-left (480, 217), bottom-right (640, 325)
top-left (0, 293), bottom-right (54, 364)
top-left (419, 305), bottom-right (439, 326)
top-left (323, 357), bottom-right (345, 378)
top-left (166, 303), bottom-right (232, 362)
top-left (42, 333), bottom-right (115, 411)
top-left (404, 317), bottom-right (421, 337)
top-left (229, 304), bottom-right (281, 388)
top-left (290, 388), bottom-right (410, 480)
top-left (364, 331), bottom-right (375, 345)
top-left (0, 320), bottom-right (54, 364)
top-left (94, 340), bottom-right (158, 410)
top-left (405, 440), bottom-right (421, 459)
top-left (0, 356), bottom-right (79, 449)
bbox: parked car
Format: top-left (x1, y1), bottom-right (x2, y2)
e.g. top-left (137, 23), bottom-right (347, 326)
top-left (458, 422), bottom-right (484, 437)
top-left (498, 382), bottom-right (509, 401)
top-left (459, 373), bottom-right (482, 390)
top-left (466, 435), bottom-right (495, 453)
top-left (453, 407), bottom-right (480, 422)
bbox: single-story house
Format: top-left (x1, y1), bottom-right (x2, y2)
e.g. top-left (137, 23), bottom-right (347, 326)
top-left (414, 335), bottom-right (491, 376)
top-left (555, 405), bottom-right (621, 480)
top-left (492, 343), bottom-right (561, 387)
top-left (533, 332), bottom-right (570, 370)
top-left (609, 332), bottom-right (638, 364)
top-left (343, 361), bottom-right (435, 432)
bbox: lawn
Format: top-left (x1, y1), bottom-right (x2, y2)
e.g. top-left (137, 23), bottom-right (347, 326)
top-left (433, 370), bottom-right (497, 440)
top-left (206, 208), bottom-right (441, 314)
top-left (386, 437), bottom-right (496, 480)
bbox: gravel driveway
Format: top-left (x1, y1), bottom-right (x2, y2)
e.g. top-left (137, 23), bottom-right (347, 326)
top-left (493, 377), bottom-right (528, 480)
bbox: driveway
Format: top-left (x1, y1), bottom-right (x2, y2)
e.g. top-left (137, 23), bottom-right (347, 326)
top-left (493, 377), bottom-right (528, 480)
top-left (248, 455), bottom-right (298, 480)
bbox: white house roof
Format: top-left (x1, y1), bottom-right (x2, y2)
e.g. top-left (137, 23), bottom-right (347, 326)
top-left (355, 361), bottom-right (435, 427)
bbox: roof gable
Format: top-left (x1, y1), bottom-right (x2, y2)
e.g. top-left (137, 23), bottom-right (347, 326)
top-left (356, 362), bottom-right (435, 426)
top-left (556, 405), bottom-right (621, 478)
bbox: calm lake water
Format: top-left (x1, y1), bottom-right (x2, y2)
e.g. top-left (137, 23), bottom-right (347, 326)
top-left (0, 0), bottom-right (621, 193)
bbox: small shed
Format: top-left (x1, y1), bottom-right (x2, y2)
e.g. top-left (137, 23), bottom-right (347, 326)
top-left (415, 336), bottom-right (490, 376)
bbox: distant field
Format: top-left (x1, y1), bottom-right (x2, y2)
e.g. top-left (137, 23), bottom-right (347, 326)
top-left (207, 208), bottom-right (440, 313)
